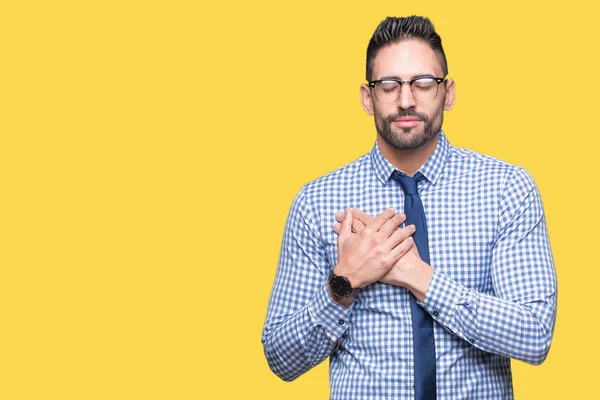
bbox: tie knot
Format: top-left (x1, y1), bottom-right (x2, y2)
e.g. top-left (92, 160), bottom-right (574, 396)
top-left (392, 171), bottom-right (422, 195)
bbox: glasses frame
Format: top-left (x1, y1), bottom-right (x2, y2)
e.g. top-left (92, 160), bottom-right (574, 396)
top-left (368, 77), bottom-right (447, 103)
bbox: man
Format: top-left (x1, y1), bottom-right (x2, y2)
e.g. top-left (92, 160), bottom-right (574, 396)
top-left (262, 16), bottom-right (557, 400)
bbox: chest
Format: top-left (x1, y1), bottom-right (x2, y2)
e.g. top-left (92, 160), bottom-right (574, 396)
top-left (321, 179), bottom-right (499, 293)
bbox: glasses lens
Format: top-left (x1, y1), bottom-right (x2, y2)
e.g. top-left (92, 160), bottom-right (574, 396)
top-left (411, 78), bottom-right (439, 102)
top-left (374, 81), bottom-right (400, 103)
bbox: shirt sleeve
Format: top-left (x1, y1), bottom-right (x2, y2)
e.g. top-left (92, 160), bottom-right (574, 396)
top-left (261, 186), bottom-right (353, 381)
top-left (421, 167), bottom-right (558, 365)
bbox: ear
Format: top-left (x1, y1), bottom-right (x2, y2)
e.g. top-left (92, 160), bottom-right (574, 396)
top-left (443, 78), bottom-right (456, 111)
top-left (360, 83), bottom-right (375, 115)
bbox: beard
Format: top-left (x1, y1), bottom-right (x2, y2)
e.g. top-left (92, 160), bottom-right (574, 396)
top-left (375, 104), bottom-right (444, 151)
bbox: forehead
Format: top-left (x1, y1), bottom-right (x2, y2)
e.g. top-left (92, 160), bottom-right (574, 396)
top-left (372, 40), bottom-right (444, 80)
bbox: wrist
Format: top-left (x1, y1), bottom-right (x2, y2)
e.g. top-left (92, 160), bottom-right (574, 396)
top-left (328, 282), bottom-right (354, 308)
top-left (404, 261), bottom-right (434, 302)
top-left (333, 264), bottom-right (361, 289)
top-left (329, 268), bottom-right (359, 306)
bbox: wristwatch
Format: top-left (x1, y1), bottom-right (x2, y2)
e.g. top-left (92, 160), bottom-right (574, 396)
top-left (328, 270), bottom-right (359, 298)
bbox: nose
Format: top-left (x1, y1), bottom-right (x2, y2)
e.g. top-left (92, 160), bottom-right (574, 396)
top-left (397, 82), bottom-right (416, 109)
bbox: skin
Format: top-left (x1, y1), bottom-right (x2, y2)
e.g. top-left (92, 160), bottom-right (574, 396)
top-left (331, 40), bottom-right (456, 306)
top-left (360, 39), bottom-right (455, 176)
top-left (331, 209), bottom-right (415, 307)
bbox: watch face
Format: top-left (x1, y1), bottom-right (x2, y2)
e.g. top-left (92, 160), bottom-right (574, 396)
top-left (331, 275), bottom-right (352, 297)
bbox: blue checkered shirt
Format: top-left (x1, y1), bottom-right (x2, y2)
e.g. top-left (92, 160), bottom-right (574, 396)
top-left (262, 131), bottom-right (557, 399)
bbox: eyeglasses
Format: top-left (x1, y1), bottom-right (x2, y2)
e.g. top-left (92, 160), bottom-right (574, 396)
top-left (368, 77), bottom-right (446, 103)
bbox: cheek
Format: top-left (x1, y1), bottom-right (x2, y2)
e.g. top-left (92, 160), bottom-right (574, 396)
top-left (373, 104), bottom-right (396, 121)
top-left (421, 102), bottom-right (444, 120)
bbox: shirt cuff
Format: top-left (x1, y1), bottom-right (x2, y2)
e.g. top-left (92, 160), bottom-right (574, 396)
top-left (307, 280), bottom-right (354, 342)
top-left (420, 269), bottom-right (466, 330)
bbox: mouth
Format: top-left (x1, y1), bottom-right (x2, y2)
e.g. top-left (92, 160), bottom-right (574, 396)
top-left (393, 117), bottom-right (423, 128)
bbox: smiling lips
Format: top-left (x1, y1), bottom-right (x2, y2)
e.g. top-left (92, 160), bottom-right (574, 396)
top-left (393, 117), bottom-right (423, 128)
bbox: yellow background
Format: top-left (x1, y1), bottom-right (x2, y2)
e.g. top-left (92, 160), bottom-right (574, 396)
top-left (0, 0), bottom-right (596, 398)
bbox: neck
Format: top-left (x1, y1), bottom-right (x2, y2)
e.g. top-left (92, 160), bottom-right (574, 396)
top-left (377, 133), bottom-right (439, 176)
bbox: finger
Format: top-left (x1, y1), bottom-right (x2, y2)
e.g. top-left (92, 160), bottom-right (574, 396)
top-left (336, 209), bottom-right (371, 230)
top-left (388, 235), bottom-right (415, 262)
top-left (410, 241), bottom-right (421, 257)
top-left (378, 213), bottom-right (407, 237)
top-left (353, 208), bottom-right (374, 226)
top-left (367, 208), bottom-right (396, 232)
top-left (385, 225), bottom-right (416, 257)
top-left (352, 219), bottom-right (365, 233)
top-left (339, 209), bottom-right (353, 242)
top-left (333, 222), bottom-right (341, 235)
top-left (336, 211), bottom-right (363, 234)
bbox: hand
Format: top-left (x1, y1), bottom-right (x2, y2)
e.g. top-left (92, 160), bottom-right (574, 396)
top-left (334, 209), bottom-right (433, 301)
top-left (335, 208), bottom-right (415, 289)
top-left (333, 208), bottom-right (374, 235)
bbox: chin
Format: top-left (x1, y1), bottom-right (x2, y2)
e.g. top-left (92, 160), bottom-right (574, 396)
top-left (387, 130), bottom-right (430, 151)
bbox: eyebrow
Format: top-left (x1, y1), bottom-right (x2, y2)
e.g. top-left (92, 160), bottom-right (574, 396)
top-left (377, 74), bottom-right (437, 81)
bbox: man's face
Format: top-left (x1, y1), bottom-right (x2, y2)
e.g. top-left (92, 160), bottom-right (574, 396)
top-left (362, 40), bottom-right (455, 151)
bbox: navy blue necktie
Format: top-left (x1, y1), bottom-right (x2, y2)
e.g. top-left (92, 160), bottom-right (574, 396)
top-left (392, 171), bottom-right (436, 400)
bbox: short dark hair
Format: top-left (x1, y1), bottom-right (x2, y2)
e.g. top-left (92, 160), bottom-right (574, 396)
top-left (366, 16), bottom-right (448, 81)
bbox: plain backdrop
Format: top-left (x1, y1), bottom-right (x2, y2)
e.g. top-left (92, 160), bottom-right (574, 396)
top-left (0, 0), bottom-right (597, 398)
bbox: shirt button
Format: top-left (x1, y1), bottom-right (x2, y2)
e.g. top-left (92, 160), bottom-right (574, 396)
top-left (433, 310), bottom-right (439, 317)
top-left (469, 338), bottom-right (475, 343)
top-left (338, 319), bottom-right (345, 325)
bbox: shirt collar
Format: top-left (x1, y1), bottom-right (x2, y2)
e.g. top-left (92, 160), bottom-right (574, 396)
top-left (370, 130), bottom-right (451, 186)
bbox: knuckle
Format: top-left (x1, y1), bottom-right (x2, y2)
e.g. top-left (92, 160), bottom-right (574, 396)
top-left (381, 253), bottom-right (392, 265)
top-left (368, 237), bottom-right (379, 248)
top-left (393, 229), bottom-right (405, 241)
top-left (374, 258), bottom-right (386, 269)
